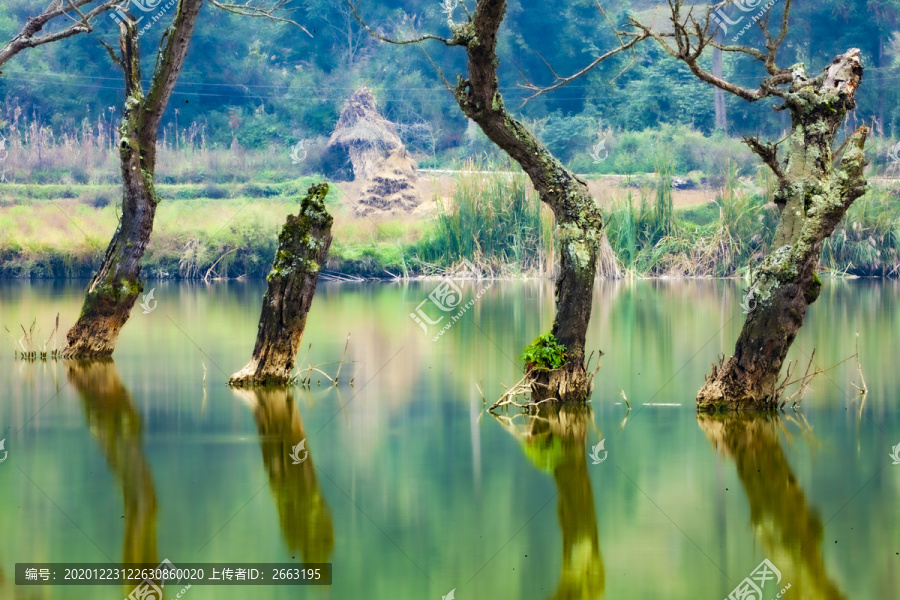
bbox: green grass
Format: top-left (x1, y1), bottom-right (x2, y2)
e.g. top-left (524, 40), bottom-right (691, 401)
top-left (2, 163), bottom-right (898, 279)
top-left (411, 160), bottom-right (554, 276)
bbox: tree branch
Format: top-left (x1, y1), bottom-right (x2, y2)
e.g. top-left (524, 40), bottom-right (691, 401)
top-left (0, 0), bottom-right (121, 70)
top-left (518, 32), bottom-right (647, 105)
top-left (743, 135), bottom-right (785, 184)
top-left (208, 0), bottom-right (313, 38)
top-left (516, 0), bottom-right (649, 104)
top-left (629, 0), bottom-right (794, 103)
top-left (141, 0), bottom-right (204, 141)
top-left (345, 0), bottom-right (458, 46)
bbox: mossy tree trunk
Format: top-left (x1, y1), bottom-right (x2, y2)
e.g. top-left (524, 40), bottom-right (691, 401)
top-left (451, 0), bottom-right (605, 402)
top-left (62, 0), bottom-right (203, 358)
top-left (632, 5), bottom-right (869, 411)
top-left (229, 184), bottom-right (333, 386)
top-left (698, 50), bottom-right (867, 410)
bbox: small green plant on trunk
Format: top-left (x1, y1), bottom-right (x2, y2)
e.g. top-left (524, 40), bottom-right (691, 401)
top-left (521, 333), bottom-right (567, 372)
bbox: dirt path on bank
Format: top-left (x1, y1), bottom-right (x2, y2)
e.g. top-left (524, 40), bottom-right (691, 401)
top-left (332, 171), bottom-right (718, 219)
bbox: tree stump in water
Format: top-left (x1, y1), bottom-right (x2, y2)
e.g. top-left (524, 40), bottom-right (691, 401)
top-left (229, 184), bottom-right (333, 387)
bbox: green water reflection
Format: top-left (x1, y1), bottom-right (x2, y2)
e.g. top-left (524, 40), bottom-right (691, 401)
top-left (69, 359), bottom-right (159, 592)
top-left (700, 413), bottom-right (846, 599)
top-left (239, 387), bottom-right (334, 564)
top-left (0, 279), bottom-right (897, 599)
top-left (494, 405), bottom-right (603, 600)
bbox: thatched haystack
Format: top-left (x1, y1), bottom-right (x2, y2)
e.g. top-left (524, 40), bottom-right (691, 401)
top-left (328, 87), bottom-right (420, 215)
top-left (328, 87), bottom-right (404, 180)
top-left (355, 148), bottom-right (419, 216)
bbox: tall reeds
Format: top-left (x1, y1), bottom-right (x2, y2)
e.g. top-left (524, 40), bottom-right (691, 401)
top-left (413, 159), bottom-right (554, 275)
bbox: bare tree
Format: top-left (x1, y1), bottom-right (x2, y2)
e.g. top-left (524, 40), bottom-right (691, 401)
top-left (63, 0), bottom-right (204, 357)
top-left (0, 0), bottom-right (313, 357)
top-left (632, 1), bottom-right (868, 410)
top-left (350, 0), bottom-right (645, 402)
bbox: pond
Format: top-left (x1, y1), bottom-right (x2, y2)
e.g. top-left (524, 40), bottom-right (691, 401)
top-left (1, 279), bottom-right (898, 599)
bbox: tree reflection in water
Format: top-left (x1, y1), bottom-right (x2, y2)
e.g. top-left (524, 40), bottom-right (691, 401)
top-left (494, 404), bottom-right (604, 600)
top-left (240, 387), bottom-right (334, 563)
top-left (699, 413), bottom-right (847, 600)
top-left (67, 359), bottom-right (158, 588)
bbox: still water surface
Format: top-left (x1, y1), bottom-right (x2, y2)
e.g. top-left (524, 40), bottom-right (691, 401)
top-left (1, 279), bottom-right (898, 599)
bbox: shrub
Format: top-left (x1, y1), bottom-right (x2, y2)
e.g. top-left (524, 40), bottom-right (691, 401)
top-left (88, 193), bottom-right (111, 208)
top-left (201, 183), bottom-right (229, 199)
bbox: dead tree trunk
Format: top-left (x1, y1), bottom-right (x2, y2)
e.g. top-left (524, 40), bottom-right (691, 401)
top-left (698, 51), bottom-right (867, 410)
top-left (62, 0), bottom-right (203, 358)
top-left (632, 4), bottom-right (869, 411)
top-left (229, 184), bottom-right (333, 386)
top-left (452, 0), bottom-right (607, 402)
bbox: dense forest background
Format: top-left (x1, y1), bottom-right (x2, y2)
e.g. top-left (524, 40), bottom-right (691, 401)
top-left (3, 0), bottom-right (900, 171)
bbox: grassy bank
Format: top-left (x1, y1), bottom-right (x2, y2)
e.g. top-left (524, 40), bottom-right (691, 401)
top-left (1, 163), bottom-right (898, 280)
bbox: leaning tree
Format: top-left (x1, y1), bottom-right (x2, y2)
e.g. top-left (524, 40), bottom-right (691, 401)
top-left (61, 0), bottom-right (205, 357)
top-left (632, 0), bottom-right (868, 410)
top-left (351, 0), bottom-right (645, 402)
top-left (0, 0), bottom-right (311, 358)
top-left (0, 1), bottom-right (311, 358)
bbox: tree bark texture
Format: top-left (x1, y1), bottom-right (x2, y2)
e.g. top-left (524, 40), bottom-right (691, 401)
top-left (453, 0), bottom-right (602, 402)
top-left (698, 49), bottom-right (868, 411)
top-left (63, 0), bottom-right (203, 358)
top-left (229, 184), bottom-right (333, 386)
